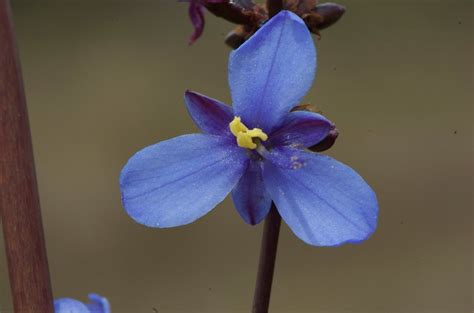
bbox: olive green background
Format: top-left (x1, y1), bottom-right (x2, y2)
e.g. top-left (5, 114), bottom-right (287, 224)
top-left (1, 1), bottom-right (472, 312)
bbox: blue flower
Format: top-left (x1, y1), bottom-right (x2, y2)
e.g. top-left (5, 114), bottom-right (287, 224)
top-left (54, 294), bottom-right (110, 313)
top-left (120, 10), bottom-right (378, 246)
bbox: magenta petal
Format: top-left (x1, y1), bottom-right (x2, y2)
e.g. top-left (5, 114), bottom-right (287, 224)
top-left (231, 160), bottom-right (272, 225)
top-left (188, 0), bottom-right (205, 44)
top-left (268, 111), bottom-right (334, 148)
top-left (185, 90), bottom-right (234, 136)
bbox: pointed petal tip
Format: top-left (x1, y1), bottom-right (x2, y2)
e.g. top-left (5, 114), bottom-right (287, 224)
top-left (184, 91), bottom-right (234, 135)
top-left (184, 89), bottom-right (195, 99)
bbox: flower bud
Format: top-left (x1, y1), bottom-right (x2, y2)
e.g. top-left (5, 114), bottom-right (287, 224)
top-left (309, 127), bottom-right (339, 152)
top-left (312, 2), bottom-right (345, 30)
top-left (291, 103), bottom-right (339, 152)
top-left (225, 26), bottom-right (251, 49)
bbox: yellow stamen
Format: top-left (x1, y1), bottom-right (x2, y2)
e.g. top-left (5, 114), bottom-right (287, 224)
top-left (229, 117), bottom-right (268, 150)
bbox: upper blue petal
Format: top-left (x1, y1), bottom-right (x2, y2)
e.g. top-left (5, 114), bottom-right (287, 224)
top-left (184, 90), bottom-right (234, 136)
top-left (54, 298), bottom-right (90, 313)
top-left (86, 294), bottom-right (110, 313)
top-left (228, 10), bottom-right (316, 133)
top-left (262, 148), bottom-right (378, 246)
top-left (120, 134), bottom-right (248, 227)
top-left (267, 111), bottom-right (334, 149)
top-left (231, 159), bottom-right (272, 225)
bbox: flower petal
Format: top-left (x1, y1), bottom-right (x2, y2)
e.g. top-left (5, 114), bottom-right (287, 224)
top-left (262, 149), bottom-right (378, 246)
top-left (86, 294), bottom-right (110, 313)
top-left (267, 111), bottom-right (334, 148)
top-left (231, 159), bottom-right (272, 225)
top-left (184, 90), bottom-right (234, 136)
top-left (188, 0), bottom-right (205, 44)
top-left (228, 10), bottom-right (316, 132)
top-left (120, 134), bottom-right (248, 227)
top-left (54, 298), bottom-right (90, 313)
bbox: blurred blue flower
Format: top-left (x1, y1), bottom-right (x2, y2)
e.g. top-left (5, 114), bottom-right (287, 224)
top-left (120, 10), bottom-right (378, 246)
top-left (54, 294), bottom-right (110, 313)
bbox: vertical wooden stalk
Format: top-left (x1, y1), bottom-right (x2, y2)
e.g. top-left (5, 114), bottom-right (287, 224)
top-left (252, 205), bottom-right (281, 313)
top-left (0, 0), bottom-right (54, 312)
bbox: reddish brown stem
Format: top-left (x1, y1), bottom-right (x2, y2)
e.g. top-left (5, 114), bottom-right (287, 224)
top-left (252, 205), bottom-right (281, 313)
top-left (0, 1), bottom-right (54, 312)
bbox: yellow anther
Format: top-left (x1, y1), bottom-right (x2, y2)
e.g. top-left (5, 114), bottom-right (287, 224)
top-left (229, 117), bottom-right (248, 136)
top-left (229, 117), bottom-right (268, 150)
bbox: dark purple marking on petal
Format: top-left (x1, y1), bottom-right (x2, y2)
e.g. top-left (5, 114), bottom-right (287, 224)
top-left (185, 90), bottom-right (234, 136)
top-left (267, 111), bottom-right (334, 149)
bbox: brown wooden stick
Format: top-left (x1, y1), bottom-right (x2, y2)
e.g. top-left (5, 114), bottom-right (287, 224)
top-left (0, 1), bottom-right (54, 312)
top-left (252, 205), bottom-right (281, 313)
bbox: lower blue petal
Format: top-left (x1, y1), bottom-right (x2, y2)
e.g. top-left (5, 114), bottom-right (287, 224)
top-left (262, 149), bottom-right (378, 246)
top-left (54, 298), bottom-right (90, 313)
top-left (231, 159), bottom-right (272, 225)
top-left (120, 134), bottom-right (248, 227)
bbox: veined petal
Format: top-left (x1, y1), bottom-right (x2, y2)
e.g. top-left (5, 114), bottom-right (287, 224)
top-left (54, 298), bottom-right (90, 313)
top-left (231, 159), bottom-right (272, 225)
top-left (120, 134), bottom-right (248, 227)
top-left (258, 145), bottom-right (310, 170)
top-left (86, 294), bottom-right (110, 313)
top-left (268, 111), bottom-right (334, 148)
top-left (262, 149), bottom-right (378, 246)
top-left (185, 90), bottom-right (234, 136)
top-left (228, 10), bottom-right (316, 132)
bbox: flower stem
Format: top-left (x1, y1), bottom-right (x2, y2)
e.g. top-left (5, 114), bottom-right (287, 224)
top-left (0, 1), bottom-right (54, 312)
top-left (252, 204), bottom-right (281, 313)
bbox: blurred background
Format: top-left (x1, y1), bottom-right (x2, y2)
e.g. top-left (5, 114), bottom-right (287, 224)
top-left (1, 0), bottom-right (472, 312)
